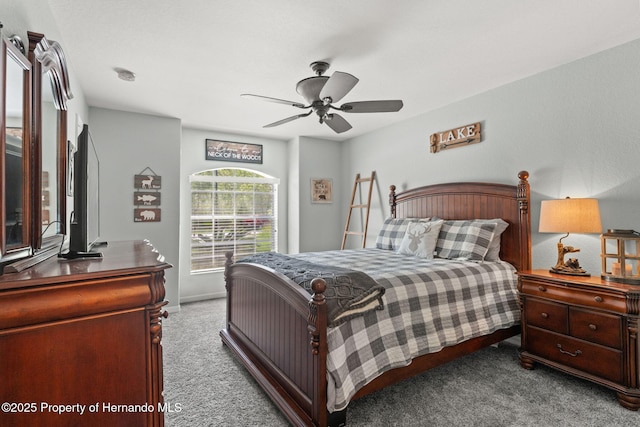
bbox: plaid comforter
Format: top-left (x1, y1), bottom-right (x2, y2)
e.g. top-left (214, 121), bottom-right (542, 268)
top-left (292, 248), bottom-right (520, 412)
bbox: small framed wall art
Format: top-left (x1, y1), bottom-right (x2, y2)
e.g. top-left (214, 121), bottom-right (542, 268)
top-left (133, 167), bottom-right (161, 222)
top-left (134, 208), bottom-right (161, 222)
top-left (311, 178), bottom-right (333, 203)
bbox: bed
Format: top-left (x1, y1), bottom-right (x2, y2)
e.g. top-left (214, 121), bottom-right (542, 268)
top-left (220, 171), bottom-right (531, 426)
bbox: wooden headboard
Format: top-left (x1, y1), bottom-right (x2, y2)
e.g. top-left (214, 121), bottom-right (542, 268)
top-left (389, 171), bottom-right (531, 272)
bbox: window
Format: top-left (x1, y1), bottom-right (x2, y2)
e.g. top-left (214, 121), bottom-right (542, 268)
top-left (190, 168), bottom-right (278, 272)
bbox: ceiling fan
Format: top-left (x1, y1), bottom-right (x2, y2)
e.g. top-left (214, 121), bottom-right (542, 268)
top-left (242, 61), bottom-right (404, 134)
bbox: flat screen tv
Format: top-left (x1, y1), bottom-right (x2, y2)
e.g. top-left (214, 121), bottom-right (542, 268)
top-left (61, 124), bottom-right (103, 259)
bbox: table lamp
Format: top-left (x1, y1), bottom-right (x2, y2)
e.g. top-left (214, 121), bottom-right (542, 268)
top-left (539, 197), bottom-right (602, 276)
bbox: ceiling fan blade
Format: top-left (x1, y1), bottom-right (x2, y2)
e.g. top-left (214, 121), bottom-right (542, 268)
top-left (263, 111), bottom-right (312, 128)
top-left (340, 100), bottom-right (404, 113)
top-left (324, 113), bottom-right (352, 134)
top-left (241, 93), bottom-right (307, 109)
top-left (319, 71), bottom-right (359, 103)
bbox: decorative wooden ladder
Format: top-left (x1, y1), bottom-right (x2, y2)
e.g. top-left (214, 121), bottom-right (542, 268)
top-left (341, 171), bottom-right (375, 250)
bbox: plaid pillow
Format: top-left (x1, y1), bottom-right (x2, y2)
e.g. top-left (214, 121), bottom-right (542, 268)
top-left (439, 219), bottom-right (509, 261)
top-left (375, 217), bottom-right (429, 250)
top-left (436, 220), bottom-right (497, 261)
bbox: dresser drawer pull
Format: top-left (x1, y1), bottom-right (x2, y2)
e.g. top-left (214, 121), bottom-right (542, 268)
top-left (557, 344), bottom-right (582, 357)
top-left (540, 312), bottom-right (549, 319)
top-left (594, 296), bottom-right (603, 303)
top-left (588, 324), bottom-right (597, 331)
top-left (538, 286), bottom-right (546, 292)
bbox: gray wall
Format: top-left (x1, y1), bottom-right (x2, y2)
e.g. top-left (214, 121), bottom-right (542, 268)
top-left (295, 136), bottom-right (344, 253)
top-left (287, 138), bottom-right (301, 253)
top-left (179, 128), bottom-right (289, 302)
top-left (88, 108), bottom-right (182, 310)
top-left (342, 38), bottom-right (640, 276)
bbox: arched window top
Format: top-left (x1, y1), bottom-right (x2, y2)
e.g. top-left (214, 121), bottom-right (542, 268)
top-left (189, 167), bottom-right (279, 273)
top-left (192, 167), bottom-right (278, 183)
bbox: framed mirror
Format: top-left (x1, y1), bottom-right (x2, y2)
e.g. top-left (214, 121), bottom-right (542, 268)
top-left (28, 31), bottom-right (72, 254)
top-left (0, 35), bottom-right (32, 265)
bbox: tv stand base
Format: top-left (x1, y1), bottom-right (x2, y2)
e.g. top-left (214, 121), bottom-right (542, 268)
top-left (59, 250), bottom-right (103, 260)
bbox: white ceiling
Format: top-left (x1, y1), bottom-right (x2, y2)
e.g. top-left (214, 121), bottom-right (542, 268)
top-left (47, 0), bottom-right (640, 142)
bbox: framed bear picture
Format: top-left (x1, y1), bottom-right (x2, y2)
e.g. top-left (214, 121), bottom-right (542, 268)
top-left (311, 178), bottom-right (332, 203)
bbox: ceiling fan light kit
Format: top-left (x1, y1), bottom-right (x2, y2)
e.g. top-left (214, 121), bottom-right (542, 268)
top-left (242, 61), bottom-right (403, 133)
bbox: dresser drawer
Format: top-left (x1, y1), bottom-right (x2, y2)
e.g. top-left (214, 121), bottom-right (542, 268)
top-left (526, 327), bottom-right (623, 384)
top-left (569, 307), bottom-right (622, 349)
top-left (524, 298), bottom-right (568, 334)
top-left (520, 280), bottom-right (626, 313)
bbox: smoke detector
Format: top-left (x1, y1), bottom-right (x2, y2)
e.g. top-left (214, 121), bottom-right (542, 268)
top-left (115, 67), bottom-right (136, 82)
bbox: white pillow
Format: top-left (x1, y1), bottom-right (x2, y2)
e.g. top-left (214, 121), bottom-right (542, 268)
top-left (397, 220), bottom-right (444, 259)
top-left (479, 219), bottom-right (509, 261)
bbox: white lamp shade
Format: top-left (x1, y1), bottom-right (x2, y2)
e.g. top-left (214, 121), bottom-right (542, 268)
top-left (539, 198), bottom-right (602, 234)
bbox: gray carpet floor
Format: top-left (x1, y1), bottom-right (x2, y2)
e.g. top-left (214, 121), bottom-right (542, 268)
top-left (163, 298), bottom-right (638, 426)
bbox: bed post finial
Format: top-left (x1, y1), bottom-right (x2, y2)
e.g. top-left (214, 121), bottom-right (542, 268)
top-left (517, 171), bottom-right (532, 271)
top-left (517, 171), bottom-right (530, 212)
top-left (389, 185), bottom-right (397, 218)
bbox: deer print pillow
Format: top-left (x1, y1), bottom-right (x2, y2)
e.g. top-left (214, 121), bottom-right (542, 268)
top-left (396, 220), bottom-right (444, 259)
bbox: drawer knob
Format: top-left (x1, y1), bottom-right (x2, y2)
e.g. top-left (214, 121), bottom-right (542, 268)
top-left (557, 344), bottom-right (582, 357)
top-left (588, 324), bottom-right (597, 331)
top-left (540, 312), bottom-right (549, 319)
top-left (538, 286), bottom-right (546, 292)
top-left (594, 296), bottom-right (603, 303)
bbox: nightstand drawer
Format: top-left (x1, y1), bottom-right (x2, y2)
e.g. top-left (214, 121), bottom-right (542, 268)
top-left (569, 307), bottom-right (622, 349)
top-left (526, 327), bottom-right (623, 384)
top-left (520, 280), bottom-right (626, 313)
top-left (524, 298), bottom-right (568, 334)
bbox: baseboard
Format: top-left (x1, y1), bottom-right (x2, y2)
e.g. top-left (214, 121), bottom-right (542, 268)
top-left (164, 292), bottom-right (226, 313)
top-left (180, 291), bottom-right (227, 304)
top-left (165, 304), bottom-right (181, 314)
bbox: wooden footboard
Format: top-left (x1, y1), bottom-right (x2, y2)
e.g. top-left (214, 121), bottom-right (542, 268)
top-left (220, 253), bottom-right (334, 427)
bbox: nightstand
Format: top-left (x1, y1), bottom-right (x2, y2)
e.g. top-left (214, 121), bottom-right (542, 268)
top-left (518, 270), bottom-right (640, 411)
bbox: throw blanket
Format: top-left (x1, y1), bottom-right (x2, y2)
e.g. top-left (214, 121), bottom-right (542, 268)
top-left (239, 252), bottom-right (385, 326)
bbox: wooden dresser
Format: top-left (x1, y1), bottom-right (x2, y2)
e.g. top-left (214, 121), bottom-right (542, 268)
top-left (518, 270), bottom-right (640, 411)
top-left (0, 240), bottom-right (170, 427)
